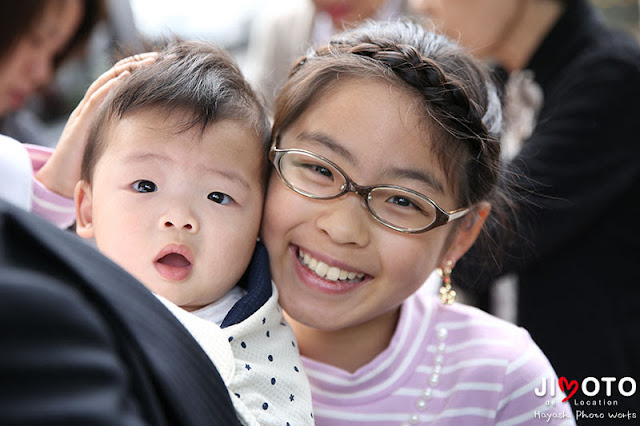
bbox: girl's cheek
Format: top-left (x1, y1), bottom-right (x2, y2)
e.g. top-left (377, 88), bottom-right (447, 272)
top-left (262, 189), bottom-right (287, 237)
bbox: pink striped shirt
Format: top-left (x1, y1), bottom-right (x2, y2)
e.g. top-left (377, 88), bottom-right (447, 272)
top-left (26, 144), bottom-right (75, 228)
top-left (301, 282), bottom-right (576, 425)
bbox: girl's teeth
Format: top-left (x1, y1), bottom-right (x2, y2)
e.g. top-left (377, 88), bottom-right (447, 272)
top-left (299, 249), bottom-right (364, 283)
top-left (327, 267), bottom-right (340, 281)
top-left (315, 261), bottom-right (329, 276)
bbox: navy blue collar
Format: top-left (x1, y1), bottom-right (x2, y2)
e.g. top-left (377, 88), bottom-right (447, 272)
top-left (221, 242), bottom-right (272, 328)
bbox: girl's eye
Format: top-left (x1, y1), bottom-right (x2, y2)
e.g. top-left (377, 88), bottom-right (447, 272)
top-left (132, 180), bottom-right (157, 193)
top-left (299, 162), bottom-right (333, 180)
top-left (208, 191), bottom-right (235, 205)
top-left (387, 195), bottom-right (420, 211)
top-left (310, 164), bottom-right (333, 178)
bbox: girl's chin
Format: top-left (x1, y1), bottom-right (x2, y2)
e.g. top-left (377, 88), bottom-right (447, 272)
top-left (280, 298), bottom-right (351, 333)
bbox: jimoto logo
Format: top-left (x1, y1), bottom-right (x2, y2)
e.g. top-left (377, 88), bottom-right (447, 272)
top-left (534, 376), bottom-right (638, 422)
top-left (535, 377), bottom-right (636, 401)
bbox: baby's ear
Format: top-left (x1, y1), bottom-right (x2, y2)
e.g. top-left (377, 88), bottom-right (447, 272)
top-left (74, 180), bottom-right (94, 239)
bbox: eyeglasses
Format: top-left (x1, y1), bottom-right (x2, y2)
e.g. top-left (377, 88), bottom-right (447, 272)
top-left (269, 145), bottom-right (470, 234)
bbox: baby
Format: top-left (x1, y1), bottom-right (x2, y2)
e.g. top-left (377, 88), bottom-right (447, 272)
top-left (73, 41), bottom-right (313, 426)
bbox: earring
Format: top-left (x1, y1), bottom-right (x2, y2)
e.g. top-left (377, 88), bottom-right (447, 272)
top-left (438, 260), bottom-right (456, 305)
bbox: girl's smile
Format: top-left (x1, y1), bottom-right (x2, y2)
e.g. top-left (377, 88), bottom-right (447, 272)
top-left (293, 245), bottom-right (370, 294)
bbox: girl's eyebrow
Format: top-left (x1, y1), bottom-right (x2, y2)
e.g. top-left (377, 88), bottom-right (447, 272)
top-left (296, 130), bottom-right (444, 194)
top-left (381, 166), bottom-right (445, 194)
top-left (296, 131), bottom-right (357, 165)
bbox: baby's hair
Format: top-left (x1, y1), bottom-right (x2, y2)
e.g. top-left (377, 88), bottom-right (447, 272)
top-left (81, 40), bottom-right (271, 183)
top-left (273, 20), bottom-right (513, 268)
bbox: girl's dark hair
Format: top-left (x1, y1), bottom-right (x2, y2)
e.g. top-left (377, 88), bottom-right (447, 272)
top-left (0, 0), bottom-right (105, 65)
top-left (273, 20), bottom-right (512, 268)
top-left (81, 41), bottom-right (271, 183)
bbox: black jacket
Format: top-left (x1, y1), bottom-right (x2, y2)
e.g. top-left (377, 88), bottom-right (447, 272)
top-left (458, 0), bottom-right (640, 400)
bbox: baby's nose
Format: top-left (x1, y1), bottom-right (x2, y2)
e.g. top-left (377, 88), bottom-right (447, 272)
top-left (164, 220), bottom-right (194, 231)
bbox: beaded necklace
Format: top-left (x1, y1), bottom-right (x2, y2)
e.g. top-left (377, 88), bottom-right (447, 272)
top-left (400, 326), bottom-right (449, 426)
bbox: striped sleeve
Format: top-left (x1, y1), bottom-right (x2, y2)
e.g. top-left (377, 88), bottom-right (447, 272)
top-left (495, 328), bottom-right (576, 425)
top-left (26, 145), bottom-right (76, 228)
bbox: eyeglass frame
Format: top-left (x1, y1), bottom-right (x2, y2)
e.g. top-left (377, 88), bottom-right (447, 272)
top-left (269, 143), bottom-right (470, 234)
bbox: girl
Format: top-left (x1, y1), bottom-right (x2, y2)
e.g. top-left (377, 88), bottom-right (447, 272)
top-left (261, 20), bottom-right (576, 425)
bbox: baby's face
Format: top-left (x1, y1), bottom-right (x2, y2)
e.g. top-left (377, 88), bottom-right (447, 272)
top-left (77, 109), bottom-right (265, 311)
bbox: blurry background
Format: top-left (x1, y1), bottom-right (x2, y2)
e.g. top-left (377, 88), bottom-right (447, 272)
top-left (130, 0), bottom-right (282, 64)
top-left (592, 0), bottom-right (639, 37)
top-left (32, 0), bottom-right (640, 146)
top-left (40, 0), bottom-right (296, 146)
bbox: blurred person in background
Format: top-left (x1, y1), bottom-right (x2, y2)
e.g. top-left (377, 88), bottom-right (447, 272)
top-left (246, 0), bottom-right (411, 111)
top-left (0, 0), bottom-right (104, 147)
top-left (410, 0), bottom-right (640, 415)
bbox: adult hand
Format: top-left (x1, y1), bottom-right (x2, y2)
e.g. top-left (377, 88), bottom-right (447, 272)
top-left (35, 53), bottom-right (158, 198)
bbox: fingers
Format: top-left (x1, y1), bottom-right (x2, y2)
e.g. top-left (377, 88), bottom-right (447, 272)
top-left (113, 51), bottom-right (158, 67)
top-left (81, 70), bottom-right (130, 117)
top-left (91, 53), bottom-right (157, 92)
top-left (74, 53), bottom-right (158, 115)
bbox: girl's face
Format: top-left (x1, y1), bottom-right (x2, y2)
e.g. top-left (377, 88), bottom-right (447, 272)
top-left (0, 1), bottom-right (83, 116)
top-left (262, 78), bottom-right (467, 333)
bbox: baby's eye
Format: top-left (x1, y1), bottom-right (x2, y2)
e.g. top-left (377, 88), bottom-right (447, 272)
top-left (208, 191), bottom-right (235, 205)
top-left (132, 180), bottom-right (157, 193)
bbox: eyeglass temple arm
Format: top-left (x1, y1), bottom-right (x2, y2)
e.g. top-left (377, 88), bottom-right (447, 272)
top-left (446, 208), bottom-right (470, 223)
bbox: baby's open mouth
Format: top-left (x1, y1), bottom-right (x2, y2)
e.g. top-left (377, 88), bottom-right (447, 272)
top-left (154, 245), bottom-right (194, 281)
top-left (157, 253), bottom-right (191, 267)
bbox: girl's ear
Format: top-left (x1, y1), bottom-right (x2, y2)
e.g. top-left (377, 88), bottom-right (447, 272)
top-left (74, 180), bottom-right (95, 239)
top-left (441, 201), bottom-right (491, 268)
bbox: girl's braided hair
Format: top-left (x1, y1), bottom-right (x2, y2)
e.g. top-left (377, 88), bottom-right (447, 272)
top-left (272, 20), bottom-right (511, 266)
